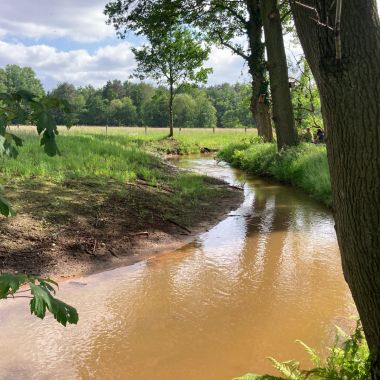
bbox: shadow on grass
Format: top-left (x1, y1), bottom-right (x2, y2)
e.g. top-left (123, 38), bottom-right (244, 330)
top-left (0, 170), bottom-right (240, 277)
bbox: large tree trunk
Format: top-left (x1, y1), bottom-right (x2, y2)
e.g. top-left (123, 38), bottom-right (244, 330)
top-left (291, 1), bottom-right (380, 378)
top-left (168, 82), bottom-right (174, 137)
top-left (246, 0), bottom-right (273, 142)
top-left (252, 100), bottom-right (273, 142)
top-left (261, 0), bottom-right (298, 150)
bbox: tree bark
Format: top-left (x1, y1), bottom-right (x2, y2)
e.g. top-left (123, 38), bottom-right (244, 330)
top-left (168, 82), bottom-right (174, 137)
top-left (261, 0), bottom-right (298, 150)
top-left (246, 0), bottom-right (274, 142)
top-left (291, 1), bottom-right (380, 378)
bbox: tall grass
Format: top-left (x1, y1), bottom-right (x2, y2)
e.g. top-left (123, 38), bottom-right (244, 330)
top-left (1, 134), bottom-right (162, 183)
top-left (1, 132), bottom-right (230, 219)
top-left (8, 125), bottom-right (255, 155)
top-left (218, 141), bottom-right (331, 206)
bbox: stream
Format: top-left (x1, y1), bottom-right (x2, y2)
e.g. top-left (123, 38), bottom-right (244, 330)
top-left (0, 156), bottom-right (354, 380)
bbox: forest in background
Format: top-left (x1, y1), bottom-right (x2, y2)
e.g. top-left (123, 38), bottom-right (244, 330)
top-left (0, 62), bottom-right (321, 132)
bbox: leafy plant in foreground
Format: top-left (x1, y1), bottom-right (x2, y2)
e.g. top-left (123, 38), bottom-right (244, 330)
top-left (0, 273), bottom-right (78, 326)
top-left (0, 89), bottom-right (78, 326)
top-left (234, 321), bottom-right (370, 380)
top-left (0, 89), bottom-right (71, 216)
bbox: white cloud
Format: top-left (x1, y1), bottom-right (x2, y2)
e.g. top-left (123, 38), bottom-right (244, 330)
top-left (0, 0), bottom-right (114, 43)
top-left (0, 40), bottom-right (248, 89)
top-left (0, 41), bottom-right (137, 88)
top-left (207, 47), bottom-right (249, 84)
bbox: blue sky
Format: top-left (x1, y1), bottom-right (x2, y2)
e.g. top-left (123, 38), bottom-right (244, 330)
top-left (0, 0), bottom-right (249, 90)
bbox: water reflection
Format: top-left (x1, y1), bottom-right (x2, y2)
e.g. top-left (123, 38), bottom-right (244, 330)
top-left (0, 157), bottom-right (353, 380)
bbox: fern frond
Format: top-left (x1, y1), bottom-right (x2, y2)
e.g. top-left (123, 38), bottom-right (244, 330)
top-left (296, 340), bottom-right (321, 367)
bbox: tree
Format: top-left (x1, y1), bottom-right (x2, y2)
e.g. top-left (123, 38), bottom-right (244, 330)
top-left (107, 96), bottom-right (137, 126)
top-left (81, 94), bottom-right (109, 125)
top-left (260, 0), bottom-right (298, 149)
top-left (221, 110), bottom-right (244, 129)
top-left (132, 26), bottom-right (211, 137)
top-left (291, 1), bottom-right (380, 377)
top-left (49, 83), bottom-right (85, 125)
top-left (124, 81), bottom-right (155, 126)
top-left (173, 93), bottom-right (196, 128)
top-left (142, 89), bottom-right (170, 127)
top-left (102, 79), bottom-right (126, 101)
top-left (105, 0), bottom-right (273, 141)
top-left (194, 94), bottom-right (217, 129)
top-left (289, 58), bottom-right (322, 131)
top-left (0, 64), bottom-right (45, 98)
top-left (0, 65), bottom-right (45, 124)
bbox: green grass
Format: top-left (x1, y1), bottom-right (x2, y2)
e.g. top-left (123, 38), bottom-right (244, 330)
top-left (218, 141), bottom-right (331, 206)
top-left (1, 130), bottom-right (234, 226)
top-left (8, 125), bottom-right (255, 155)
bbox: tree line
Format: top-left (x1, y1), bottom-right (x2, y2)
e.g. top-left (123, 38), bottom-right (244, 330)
top-left (0, 64), bottom-right (258, 129)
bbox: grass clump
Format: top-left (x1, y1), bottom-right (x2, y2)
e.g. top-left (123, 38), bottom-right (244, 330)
top-left (218, 141), bottom-right (331, 206)
top-left (234, 321), bottom-right (371, 380)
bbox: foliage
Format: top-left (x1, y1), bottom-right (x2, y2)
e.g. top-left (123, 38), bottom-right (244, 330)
top-left (0, 89), bottom-right (71, 216)
top-left (108, 96), bottom-right (137, 125)
top-left (218, 141), bottom-right (331, 206)
top-left (49, 82), bottom-right (85, 125)
top-left (132, 26), bottom-right (211, 87)
top-left (206, 83), bottom-right (254, 128)
top-left (0, 64), bottom-right (45, 99)
top-left (289, 58), bottom-right (323, 132)
top-left (132, 25), bottom-right (212, 135)
top-left (2, 65), bottom-right (255, 129)
top-left (0, 273), bottom-right (78, 326)
top-left (234, 321), bottom-right (370, 380)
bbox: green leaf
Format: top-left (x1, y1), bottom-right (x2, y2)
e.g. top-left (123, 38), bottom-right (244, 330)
top-left (0, 273), bottom-right (28, 298)
top-left (40, 130), bottom-right (60, 157)
top-left (296, 340), bottom-right (321, 367)
top-left (0, 195), bottom-right (15, 217)
top-left (5, 132), bottom-right (23, 147)
top-left (268, 358), bottom-right (302, 380)
top-left (29, 283), bottom-right (78, 326)
top-left (13, 89), bottom-right (38, 102)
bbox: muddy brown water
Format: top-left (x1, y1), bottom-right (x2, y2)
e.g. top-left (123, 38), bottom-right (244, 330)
top-left (0, 156), bottom-right (354, 380)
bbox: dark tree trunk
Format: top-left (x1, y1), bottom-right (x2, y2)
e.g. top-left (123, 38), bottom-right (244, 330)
top-left (249, 65), bottom-right (273, 142)
top-left (168, 82), bottom-right (174, 137)
top-left (261, 0), bottom-right (298, 150)
top-left (291, 1), bottom-right (380, 378)
top-left (246, 0), bottom-right (273, 142)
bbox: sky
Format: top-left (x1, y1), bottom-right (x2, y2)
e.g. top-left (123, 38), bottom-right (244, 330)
top-left (0, 0), bottom-right (249, 90)
top-left (1, 1), bottom-right (378, 91)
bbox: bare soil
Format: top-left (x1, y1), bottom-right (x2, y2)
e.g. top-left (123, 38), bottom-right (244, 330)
top-left (0, 169), bottom-right (243, 280)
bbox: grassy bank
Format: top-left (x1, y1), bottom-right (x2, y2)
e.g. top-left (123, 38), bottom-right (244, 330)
top-left (0, 131), bottom-right (242, 278)
top-left (218, 141), bottom-right (331, 206)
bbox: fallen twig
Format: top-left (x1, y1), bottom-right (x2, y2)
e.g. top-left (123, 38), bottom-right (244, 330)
top-left (166, 219), bottom-right (192, 234)
top-left (109, 248), bottom-right (119, 258)
top-left (128, 231), bottom-right (149, 237)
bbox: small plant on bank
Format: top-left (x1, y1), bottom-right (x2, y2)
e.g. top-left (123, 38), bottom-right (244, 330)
top-left (234, 321), bottom-right (370, 380)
